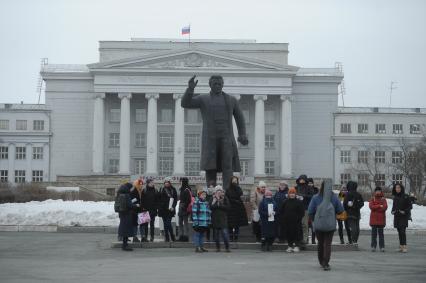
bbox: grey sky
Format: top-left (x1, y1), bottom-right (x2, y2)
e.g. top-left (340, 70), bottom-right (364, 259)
top-left (1, 0), bottom-right (425, 107)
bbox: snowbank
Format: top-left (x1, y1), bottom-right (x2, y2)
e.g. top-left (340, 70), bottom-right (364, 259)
top-left (0, 199), bottom-right (425, 229)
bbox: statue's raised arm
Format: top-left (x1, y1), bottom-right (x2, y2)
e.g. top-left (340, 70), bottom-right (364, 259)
top-left (181, 75), bottom-right (201, 109)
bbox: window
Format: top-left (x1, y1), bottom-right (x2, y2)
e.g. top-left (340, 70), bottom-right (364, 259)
top-left (32, 170), bottom-right (43, 182)
top-left (358, 151), bottom-right (369, 163)
top-left (32, 147), bottom-right (43, 159)
top-left (16, 120), bottom-right (27, 130)
top-left (110, 109), bottom-right (120, 122)
top-left (410, 124), bottom-right (421, 134)
top-left (240, 160), bottom-right (249, 176)
top-left (265, 135), bottom-right (275, 149)
top-left (392, 174), bottom-right (403, 185)
top-left (375, 124), bottom-right (386, 134)
top-left (135, 133), bottom-right (146, 148)
top-left (408, 151), bottom-right (418, 164)
top-left (358, 174), bottom-right (370, 187)
top-left (374, 174), bottom-right (386, 187)
top-left (15, 170), bottom-right (25, 183)
top-left (265, 161), bottom-right (275, 175)
top-left (159, 133), bottom-right (174, 152)
top-left (159, 157), bottom-right (173, 176)
top-left (160, 109), bottom-right (173, 123)
top-left (243, 110), bottom-right (250, 124)
top-left (15, 147), bottom-right (26, 159)
top-left (109, 133), bottom-right (120, 148)
top-left (340, 123), bottom-right (351, 133)
top-left (185, 134), bottom-right (200, 153)
top-left (185, 160), bottom-right (200, 176)
top-left (109, 159), bottom-right (119, 173)
top-left (185, 109), bottom-right (200, 123)
top-left (0, 120), bottom-right (9, 130)
top-left (392, 124), bottom-right (403, 134)
top-left (33, 120), bottom-right (44, 131)
top-left (106, 188), bottom-right (116, 196)
top-left (134, 159), bottom-right (145, 175)
top-left (0, 146), bottom-right (8, 159)
top-left (410, 175), bottom-right (421, 189)
top-left (392, 151), bottom-right (402, 164)
top-left (0, 170), bottom-right (8, 182)
top-left (340, 173), bottom-right (351, 185)
top-left (375, 151), bottom-right (385, 163)
top-left (358, 123), bottom-right (368, 134)
top-left (135, 109), bottom-right (147, 123)
top-left (265, 110), bottom-right (275, 124)
top-left (340, 150), bottom-right (351, 163)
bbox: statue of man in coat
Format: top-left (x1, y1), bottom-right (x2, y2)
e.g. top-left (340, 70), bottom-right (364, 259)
top-left (181, 75), bottom-right (249, 191)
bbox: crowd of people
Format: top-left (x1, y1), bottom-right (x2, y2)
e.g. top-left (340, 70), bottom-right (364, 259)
top-left (115, 174), bottom-right (414, 271)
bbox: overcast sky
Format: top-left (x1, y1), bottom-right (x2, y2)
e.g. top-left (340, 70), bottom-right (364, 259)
top-left (1, 0), bottom-right (425, 107)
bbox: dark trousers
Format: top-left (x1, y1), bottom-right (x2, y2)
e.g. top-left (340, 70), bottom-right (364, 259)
top-left (252, 221), bottom-right (261, 242)
top-left (397, 227), bottom-right (407, 245)
top-left (337, 219), bottom-right (352, 243)
top-left (162, 216), bottom-right (175, 241)
top-left (347, 218), bottom-right (360, 243)
top-left (205, 137), bottom-right (233, 191)
top-left (214, 228), bottom-right (230, 249)
top-left (316, 231), bottom-right (334, 266)
top-left (141, 217), bottom-right (156, 240)
top-left (286, 223), bottom-right (299, 247)
top-left (371, 226), bottom-right (385, 249)
top-left (122, 237), bottom-right (129, 247)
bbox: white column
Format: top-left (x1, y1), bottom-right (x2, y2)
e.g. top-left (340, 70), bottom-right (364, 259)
top-left (25, 143), bottom-right (32, 182)
top-left (173, 93), bottom-right (185, 175)
top-left (280, 95), bottom-right (293, 177)
top-left (92, 93), bottom-right (105, 174)
top-left (43, 143), bottom-right (49, 181)
top-left (8, 143), bottom-right (15, 183)
top-left (232, 95), bottom-right (241, 147)
top-left (254, 95), bottom-right (267, 176)
top-left (145, 93), bottom-right (159, 176)
top-left (118, 93), bottom-right (132, 175)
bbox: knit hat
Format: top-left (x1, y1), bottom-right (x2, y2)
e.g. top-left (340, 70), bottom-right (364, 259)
top-left (374, 187), bottom-right (382, 192)
top-left (146, 178), bottom-right (154, 184)
top-left (214, 185), bottom-right (224, 193)
top-left (258, 181), bottom-right (267, 188)
top-left (197, 188), bottom-right (207, 196)
top-left (164, 176), bottom-right (172, 184)
top-left (288, 187), bottom-right (297, 195)
top-left (265, 189), bottom-right (273, 197)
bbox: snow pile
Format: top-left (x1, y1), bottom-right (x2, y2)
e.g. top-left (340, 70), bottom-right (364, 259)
top-left (0, 199), bottom-right (425, 229)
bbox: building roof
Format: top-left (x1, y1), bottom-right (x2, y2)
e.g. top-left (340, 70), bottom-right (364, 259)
top-left (41, 64), bottom-right (89, 73)
top-left (0, 103), bottom-right (50, 111)
top-left (297, 68), bottom-right (343, 77)
top-left (336, 107), bottom-right (426, 114)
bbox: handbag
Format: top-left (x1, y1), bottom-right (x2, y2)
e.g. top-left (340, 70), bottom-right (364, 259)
top-left (336, 210), bottom-right (348, 221)
top-left (138, 211), bottom-right (151, 225)
top-left (252, 209), bottom-right (260, 222)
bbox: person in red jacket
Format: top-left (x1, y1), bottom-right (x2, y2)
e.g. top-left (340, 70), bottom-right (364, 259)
top-left (369, 187), bottom-right (388, 252)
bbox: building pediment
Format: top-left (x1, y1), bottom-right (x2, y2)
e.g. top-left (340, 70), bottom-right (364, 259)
top-left (88, 47), bottom-right (299, 72)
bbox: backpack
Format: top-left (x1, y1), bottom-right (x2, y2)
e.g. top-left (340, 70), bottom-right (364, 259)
top-left (313, 180), bottom-right (337, 232)
top-left (114, 193), bottom-right (129, 213)
top-left (186, 188), bottom-right (195, 214)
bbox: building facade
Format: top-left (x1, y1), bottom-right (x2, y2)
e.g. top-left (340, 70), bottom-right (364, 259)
top-left (0, 104), bottom-right (51, 183)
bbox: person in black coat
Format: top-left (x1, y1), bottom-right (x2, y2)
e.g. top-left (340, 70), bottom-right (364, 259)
top-left (278, 187), bottom-right (305, 252)
top-left (178, 177), bottom-right (192, 242)
top-left (391, 183), bottom-right (412, 253)
top-left (296, 174), bottom-right (314, 246)
top-left (117, 182), bottom-right (139, 251)
top-left (307, 178), bottom-right (319, 244)
top-left (141, 178), bottom-right (159, 242)
top-left (158, 177), bottom-right (178, 242)
top-left (210, 185), bottom-right (231, 252)
top-left (226, 176), bottom-right (248, 242)
top-left (343, 181), bottom-right (364, 245)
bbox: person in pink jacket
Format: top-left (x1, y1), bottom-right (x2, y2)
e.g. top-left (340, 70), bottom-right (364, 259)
top-left (369, 187), bottom-right (388, 252)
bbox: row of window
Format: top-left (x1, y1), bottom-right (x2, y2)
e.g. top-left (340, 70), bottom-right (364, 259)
top-left (0, 120), bottom-right (45, 131)
top-left (108, 133), bottom-right (277, 150)
top-left (0, 146), bottom-right (44, 160)
top-left (108, 159), bottom-right (275, 176)
top-left (0, 170), bottom-right (44, 183)
top-left (108, 108), bottom-right (275, 124)
top-left (340, 150), bottom-right (414, 164)
top-left (340, 123), bottom-right (421, 135)
top-left (340, 173), bottom-right (421, 188)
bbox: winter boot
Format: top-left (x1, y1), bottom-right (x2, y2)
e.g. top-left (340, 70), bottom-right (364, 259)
top-left (200, 246), bottom-right (209, 252)
top-left (133, 237), bottom-right (140, 243)
top-left (402, 245), bottom-right (408, 253)
top-left (195, 247), bottom-right (202, 253)
top-left (261, 240), bottom-right (266, 252)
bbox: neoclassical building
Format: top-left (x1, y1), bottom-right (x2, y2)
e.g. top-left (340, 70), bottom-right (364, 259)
top-left (39, 38), bottom-right (343, 189)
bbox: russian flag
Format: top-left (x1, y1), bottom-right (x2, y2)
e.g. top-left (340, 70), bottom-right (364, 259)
top-left (181, 25), bottom-right (190, 35)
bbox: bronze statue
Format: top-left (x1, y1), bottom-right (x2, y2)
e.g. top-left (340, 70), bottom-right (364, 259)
top-left (182, 75), bottom-right (248, 190)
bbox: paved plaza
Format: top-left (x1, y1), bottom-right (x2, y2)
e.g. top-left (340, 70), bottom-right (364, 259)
top-left (0, 232), bottom-right (425, 283)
